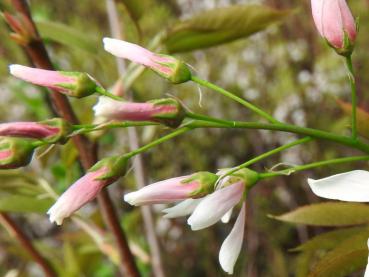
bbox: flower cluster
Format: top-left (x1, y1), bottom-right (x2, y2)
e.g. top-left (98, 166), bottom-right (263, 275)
top-left (124, 169), bottom-right (259, 274)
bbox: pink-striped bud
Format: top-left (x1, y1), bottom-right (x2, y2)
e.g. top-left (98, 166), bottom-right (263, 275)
top-left (311, 0), bottom-right (357, 55)
top-left (0, 137), bottom-right (36, 169)
top-left (124, 172), bottom-right (218, 206)
top-left (48, 156), bottom-right (129, 225)
top-left (103, 38), bottom-right (191, 84)
top-left (9, 64), bottom-right (101, 98)
top-left (93, 97), bottom-right (184, 128)
top-left (0, 118), bottom-right (72, 144)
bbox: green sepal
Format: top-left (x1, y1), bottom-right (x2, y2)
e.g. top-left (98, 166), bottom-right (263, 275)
top-left (220, 168), bottom-right (259, 189)
top-left (39, 118), bottom-right (73, 144)
top-left (184, 171), bottom-right (218, 198)
top-left (148, 98), bottom-right (185, 128)
top-left (325, 30), bottom-right (355, 57)
top-left (56, 72), bottom-right (100, 98)
top-left (89, 155), bottom-right (129, 181)
top-left (153, 54), bottom-right (192, 84)
top-left (0, 137), bottom-right (36, 169)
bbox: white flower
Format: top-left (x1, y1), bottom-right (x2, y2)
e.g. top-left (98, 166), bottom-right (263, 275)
top-left (219, 203), bottom-right (246, 275)
top-left (162, 199), bottom-right (203, 219)
top-left (187, 181), bottom-right (244, 231)
top-left (307, 170), bottom-right (369, 202)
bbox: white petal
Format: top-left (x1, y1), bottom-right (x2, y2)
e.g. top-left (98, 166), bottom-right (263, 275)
top-left (307, 170), bottom-right (369, 202)
top-left (162, 199), bottom-right (202, 219)
top-left (365, 238), bottom-right (369, 277)
top-left (187, 181), bottom-right (244, 231)
top-left (221, 208), bottom-right (233, 224)
top-left (219, 203), bottom-right (246, 275)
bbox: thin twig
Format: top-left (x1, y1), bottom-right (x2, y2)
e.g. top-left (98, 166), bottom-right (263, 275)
top-left (105, 0), bottom-right (165, 276)
top-left (0, 213), bottom-right (56, 277)
top-left (8, 1), bottom-right (139, 276)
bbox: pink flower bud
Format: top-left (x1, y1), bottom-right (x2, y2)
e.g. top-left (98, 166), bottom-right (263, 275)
top-left (93, 97), bottom-right (184, 128)
top-left (48, 156), bottom-right (129, 225)
top-left (311, 0), bottom-right (357, 53)
top-left (124, 172), bottom-right (218, 206)
top-left (103, 38), bottom-right (191, 84)
top-left (0, 118), bottom-right (72, 144)
top-left (47, 167), bottom-right (110, 225)
top-left (0, 137), bottom-right (36, 169)
top-left (9, 64), bottom-right (100, 98)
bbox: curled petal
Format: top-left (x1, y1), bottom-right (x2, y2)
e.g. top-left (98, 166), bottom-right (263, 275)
top-left (219, 203), bottom-right (246, 275)
top-left (221, 208), bottom-right (233, 224)
top-left (187, 181), bottom-right (244, 231)
top-left (308, 170), bottom-right (369, 202)
top-left (162, 198), bottom-right (202, 219)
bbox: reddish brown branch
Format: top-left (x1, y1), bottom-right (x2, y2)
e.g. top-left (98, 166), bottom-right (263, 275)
top-left (0, 213), bottom-right (56, 277)
top-left (5, 1), bottom-right (139, 276)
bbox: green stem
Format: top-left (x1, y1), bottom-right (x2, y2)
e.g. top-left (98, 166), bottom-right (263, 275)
top-left (72, 121), bottom-right (159, 135)
top-left (221, 137), bottom-right (313, 177)
top-left (345, 55), bottom-right (357, 140)
top-left (96, 86), bottom-right (123, 101)
top-left (259, 155), bottom-right (369, 179)
top-left (185, 118), bottom-right (369, 153)
top-left (191, 76), bottom-right (279, 124)
top-left (125, 126), bottom-right (192, 158)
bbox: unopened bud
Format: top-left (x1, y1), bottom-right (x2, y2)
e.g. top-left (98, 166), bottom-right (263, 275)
top-left (124, 171), bottom-right (218, 206)
top-left (103, 38), bottom-right (191, 84)
top-left (9, 64), bottom-right (101, 98)
top-left (311, 0), bottom-right (357, 56)
top-left (0, 137), bottom-right (36, 169)
top-left (93, 97), bottom-right (184, 128)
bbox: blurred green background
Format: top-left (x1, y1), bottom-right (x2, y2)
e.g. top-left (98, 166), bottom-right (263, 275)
top-left (0, 0), bottom-right (369, 276)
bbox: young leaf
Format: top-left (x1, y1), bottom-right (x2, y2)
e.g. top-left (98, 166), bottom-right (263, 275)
top-left (271, 202), bottom-right (369, 226)
top-left (0, 195), bottom-right (53, 213)
top-left (292, 227), bottom-right (369, 252)
top-left (164, 4), bottom-right (291, 53)
top-left (337, 100), bottom-right (369, 140)
top-left (308, 232), bottom-right (369, 277)
top-left (35, 20), bottom-right (98, 54)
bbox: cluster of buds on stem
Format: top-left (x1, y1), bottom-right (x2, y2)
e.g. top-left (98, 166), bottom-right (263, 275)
top-left (93, 97), bottom-right (185, 128)
top-left (0, 118), bottom-right (73, 169)
top-left (311, 0), bottom-right (357, 56)
top-left (124, 168), bottom-right (259, 274)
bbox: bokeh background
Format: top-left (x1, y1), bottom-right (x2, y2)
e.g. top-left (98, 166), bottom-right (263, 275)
top-left (1, 0), bottom-right (369, 276)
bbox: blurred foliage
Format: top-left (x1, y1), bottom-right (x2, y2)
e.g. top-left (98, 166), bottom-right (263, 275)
top-left (0, 0), bottom-right (369, 276)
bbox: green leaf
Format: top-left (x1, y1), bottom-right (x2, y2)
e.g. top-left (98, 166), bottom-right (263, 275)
top-left (308, 232), bottom-right (369, 277)
top-left (0, 195), bottom-right (53, 213)
top-left (272, 202), bottom-right (369, 227)
top-left (292, 227), bottom-right (369, 252)
top-left (165, 4), bottom-right (291, 53)
top-left (35, 20), bottom-right (98, 54)
top-left (337, 100), bottom-right (369, 140)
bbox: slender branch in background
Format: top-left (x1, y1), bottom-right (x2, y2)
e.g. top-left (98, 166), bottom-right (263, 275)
top-left (345, 55), bottom-right (358, 140)
top-left (0, 213), bottom-right (56, 277)
top-left (191, 76), bottom-right (280, 124)
top-left (105, 0), bottom-right (165, 276)
top-left (7, 1), bottom-right (139, 276)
